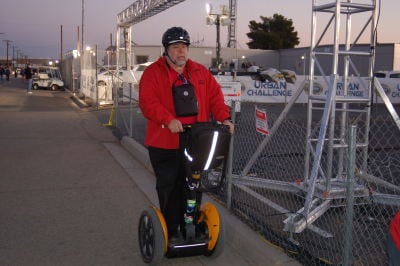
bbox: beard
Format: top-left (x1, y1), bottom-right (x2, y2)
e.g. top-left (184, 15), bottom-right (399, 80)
top-left (174, 58), bottom-right (187, 66)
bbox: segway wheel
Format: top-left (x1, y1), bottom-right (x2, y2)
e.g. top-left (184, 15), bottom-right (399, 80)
top-left (138, 207), bottom-right (167, 264)
top-left (199, 202), bottom-right (226, 258)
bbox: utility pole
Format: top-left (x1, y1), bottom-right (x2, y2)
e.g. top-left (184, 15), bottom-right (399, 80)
top-left (0, 34), bottom-right (3, 67)
top-left (81, 0), bottom-right (84, 53)
top-left (3, 40), bottom-right (12, 67)
top-left (12, 45), bottom-right (16, 68)
top-left (60, 25), bottom-right (63, 65)
top-left (16, 49), bottom-right (19, 67)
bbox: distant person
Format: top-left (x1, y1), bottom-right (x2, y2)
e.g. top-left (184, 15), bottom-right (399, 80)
top-left (388, 211), bottom-right (400, 265)
top-left (0, 65), bottom-right (4, 81)
top-left (25, 64), bottom-right (33, 94)
top-left (229, 61), bottom-right (235, 71)
top-left (5, 67), bottom-right (10, 81)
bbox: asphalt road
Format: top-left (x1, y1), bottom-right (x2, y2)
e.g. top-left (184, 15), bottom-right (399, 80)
top-left (0, 78), bottom-right (301, 266)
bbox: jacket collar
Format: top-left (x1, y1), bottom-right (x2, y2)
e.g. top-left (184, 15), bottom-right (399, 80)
top-left (157, 56), bottom-right (199, 73)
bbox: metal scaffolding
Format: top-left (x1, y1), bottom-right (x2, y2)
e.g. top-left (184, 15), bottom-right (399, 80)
top-left (289, 0), bottom-right (380, 232)
top-left (115, 0), bottom-right (238, 69)
top-left (236, 0), bottom-right (393, 238)
top-left (227, 0), bottom-right (237, 48)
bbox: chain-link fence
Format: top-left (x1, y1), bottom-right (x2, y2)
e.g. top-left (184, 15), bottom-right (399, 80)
top-left (224, 102), bottom-right (400, 266)
top-left (107, 86), bottom-right (400, 265)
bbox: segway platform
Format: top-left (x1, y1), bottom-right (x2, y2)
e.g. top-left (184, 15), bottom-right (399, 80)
top-left (138, 122), bottom-right (230, 264)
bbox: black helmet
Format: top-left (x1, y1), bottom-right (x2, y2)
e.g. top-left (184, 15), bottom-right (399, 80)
top-left (162, 27), bottom-right (191, 47)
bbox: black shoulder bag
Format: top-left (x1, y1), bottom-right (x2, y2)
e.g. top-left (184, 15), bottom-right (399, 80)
top-left (172, 76), bottom-right (198, 117)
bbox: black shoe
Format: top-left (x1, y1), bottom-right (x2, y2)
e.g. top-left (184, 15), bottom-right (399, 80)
top-left (168, 231), bottom-right (183, 245)
top-left (196, 230), bottom-right (208, 240)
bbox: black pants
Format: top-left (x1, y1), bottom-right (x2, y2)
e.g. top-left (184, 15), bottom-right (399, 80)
top-left (148, 146), bottom-right (187, 234)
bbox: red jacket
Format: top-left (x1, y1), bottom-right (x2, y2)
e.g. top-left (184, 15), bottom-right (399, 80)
top-left (139, 57), bottom-right (230, 149)
top-left (390, 211), bottom-right (400, 250)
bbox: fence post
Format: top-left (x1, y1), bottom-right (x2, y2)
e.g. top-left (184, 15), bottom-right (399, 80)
top-left (129, 84), bottom-right (133, 138)
top-left (342, 124), bottom-right (357, 266)
top-left (227, 100), bottom-right (236, 210)
top-left (113, 85), bottom-right (119, 128)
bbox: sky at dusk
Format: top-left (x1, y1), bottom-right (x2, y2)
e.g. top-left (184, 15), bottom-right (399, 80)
top-left (0, 0), bottom-right (399, 60)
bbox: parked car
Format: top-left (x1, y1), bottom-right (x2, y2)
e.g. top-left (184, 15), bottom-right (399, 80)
top-left (97, 61), bottom-right (153, 86)
top-left (131, 61), bottom-right (153, 81)
top-left (374, 70), bottom-right (400, 79)
top-left (97, 69), bottom-right (136, 86)
top-left (374, 70), bottom-right (400, 94)
top-left (97, 62), bottom-right (153, 103)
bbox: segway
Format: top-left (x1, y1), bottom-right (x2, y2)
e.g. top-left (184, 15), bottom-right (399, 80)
top-left (138, 122), bottom-right (231, 264)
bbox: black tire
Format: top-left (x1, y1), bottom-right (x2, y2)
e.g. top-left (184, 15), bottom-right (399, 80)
top-left (33, 83), bottom-right (39, 90)
top-left (138, 208), bottom-right (165, 264)
top-left (51, 84), bottom-right (59, 91)
top-left (203, 207), bottom-right (225, 258)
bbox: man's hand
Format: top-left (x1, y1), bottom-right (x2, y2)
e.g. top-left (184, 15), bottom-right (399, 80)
top-left (168, 119), bottom-right (183, 133)
top-left (223, 120), bottom-right (235, 135)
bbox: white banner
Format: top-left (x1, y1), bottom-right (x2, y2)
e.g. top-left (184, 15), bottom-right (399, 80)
top-left (219, 81), bottom-right (242, 112)
top-left (215, 73), bottom-right (400, 104)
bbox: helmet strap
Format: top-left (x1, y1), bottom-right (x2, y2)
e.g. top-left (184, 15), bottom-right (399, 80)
top-left (164, 48), bottom-right (185, 67)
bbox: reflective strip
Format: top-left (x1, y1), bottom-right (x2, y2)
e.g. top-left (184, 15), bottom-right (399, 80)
top-left (184, 148), bottom-right (193, 162)
top-left (204, 131), bottom-right (219, 170)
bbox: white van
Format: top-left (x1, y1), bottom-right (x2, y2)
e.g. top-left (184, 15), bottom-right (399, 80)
top-left (97, 62), bottom-right (153, 103)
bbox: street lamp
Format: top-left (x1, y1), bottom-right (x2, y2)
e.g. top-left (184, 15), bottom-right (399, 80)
top-left (241, 55), bottom-right (246, 70)
top-left (300, 54), bottom-right (306, 75)
top-left (206, 3), bottom-right (230, 70)
top-left (86, 45), bottom-right (98, 107)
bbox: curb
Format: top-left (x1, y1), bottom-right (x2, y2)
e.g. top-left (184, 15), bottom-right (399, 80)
top-left (120, 136), bottom-right (301, 266)
top-left (64, 88), bottom-right (90, 108)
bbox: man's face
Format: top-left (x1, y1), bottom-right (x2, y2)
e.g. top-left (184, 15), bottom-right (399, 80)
top-left (166, 42), bottom-right (189, 67)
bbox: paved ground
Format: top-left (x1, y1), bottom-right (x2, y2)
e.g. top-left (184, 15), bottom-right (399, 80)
top-left (0, 77), bottom-right (301, 265)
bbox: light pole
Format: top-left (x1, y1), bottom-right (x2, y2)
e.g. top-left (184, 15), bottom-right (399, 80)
top-left (81, 0), bottom-right (84, 54)
top-left (206, 3), bottom-right (230, 70)
top-left (0, 33), bottom-right (4, 65)
top-left (241, 55), bottom-right (246, 71)
top-left (3, 40), bottom-right (12, 67)
top-left (86, 45), bottom-right (98, 107)
top-left (12, 45), bottom-right (17, 69)
top-left (301, 54), bottom-right (306, 75)
top-left (72, 49), bottom-right (80, 94)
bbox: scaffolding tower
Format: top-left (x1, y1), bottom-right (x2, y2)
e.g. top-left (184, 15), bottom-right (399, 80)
top-left (116, 0), bottom-right (188, 71)
top-left (286, 0), bottom-right (380, 233)
top-left (115, 0), bottom-right (238, 70)
top-left (227, 0), bottom-right (237, 48)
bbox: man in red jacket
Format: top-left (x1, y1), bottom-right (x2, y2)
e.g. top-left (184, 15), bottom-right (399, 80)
top-left (139, 27), bottom-right (234, 243)
top-left (389, 211), bottom-right (400, 265)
